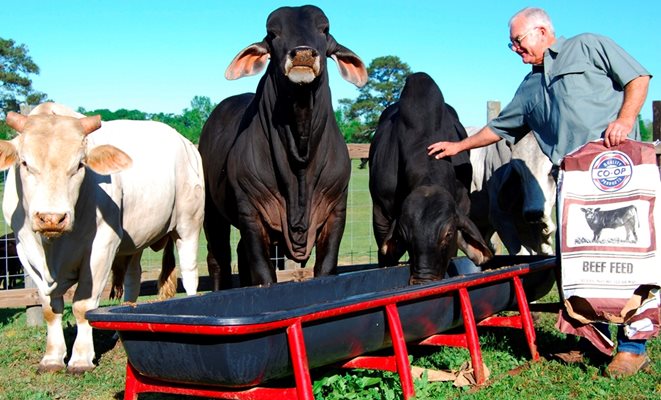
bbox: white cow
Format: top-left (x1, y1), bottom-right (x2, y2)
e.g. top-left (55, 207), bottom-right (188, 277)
top-left (468, 128), bottom-right (556, 255)
top-left (0, 103), bottom-right (204, 373)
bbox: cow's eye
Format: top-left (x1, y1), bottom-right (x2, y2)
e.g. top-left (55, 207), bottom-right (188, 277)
top-left (71, 162), bottom-right (85, 176)
top-left (266, 28), bottom-right (280, 40)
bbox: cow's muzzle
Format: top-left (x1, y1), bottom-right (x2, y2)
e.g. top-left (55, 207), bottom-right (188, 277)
top-left (33, 212), bottom-right (71, 238)
top-left (285, 47), bottom-right (320, 84)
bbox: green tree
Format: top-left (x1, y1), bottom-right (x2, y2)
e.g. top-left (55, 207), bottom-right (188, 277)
top-left (336, 55), bottom-right (411, 142)
top-left (0, 38), bottom-right (47, 116)
top-left (152, 96), bottom-right (214, 143)
top-left (638, 115), bottom-right (652, 142)
top-left (78, 107), bottom-right (147, 121)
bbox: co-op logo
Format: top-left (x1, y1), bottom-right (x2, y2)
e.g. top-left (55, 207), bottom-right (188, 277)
top-left (589, 151), bottom-right (633, 192)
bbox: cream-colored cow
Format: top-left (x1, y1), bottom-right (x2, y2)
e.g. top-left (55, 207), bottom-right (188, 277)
top-left (1, 103), bottom-right (204, 373)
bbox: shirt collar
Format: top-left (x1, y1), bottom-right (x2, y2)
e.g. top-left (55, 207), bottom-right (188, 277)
top-left (547, 36), bottom-right (566, 57)
top-left (539, 36), bottom-right (566, 72)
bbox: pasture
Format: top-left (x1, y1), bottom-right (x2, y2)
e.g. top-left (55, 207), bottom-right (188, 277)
top-left (0, 161), bottom-right (659, 399)
top-left (1, 284), bottom-right (659, 399)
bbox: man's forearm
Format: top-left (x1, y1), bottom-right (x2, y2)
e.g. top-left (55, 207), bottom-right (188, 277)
top-left (619, 75), bottom-right (650, 125)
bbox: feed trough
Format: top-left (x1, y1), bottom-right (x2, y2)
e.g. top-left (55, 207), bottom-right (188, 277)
top-left (87, 255), bottom-right (556, 399)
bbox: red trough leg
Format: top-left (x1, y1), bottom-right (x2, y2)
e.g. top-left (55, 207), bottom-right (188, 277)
top-left (287, 319), bottom-right (315, 400)
top-left (385, 303), bottom-right (415, 400)
top-left (458, 287), bottom-right (486, 385)
top-left (512, 275), bottom-right (539, 360)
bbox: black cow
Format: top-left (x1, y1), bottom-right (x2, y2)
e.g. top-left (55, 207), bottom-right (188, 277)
top-left (369, 72), bottom-right (492, 284)
top-left (0, 232), bottom-right (23, 289)
top-left (581, 205), bottom-right (639, 242)
top-left (198, 5), bottom-right (368, 289)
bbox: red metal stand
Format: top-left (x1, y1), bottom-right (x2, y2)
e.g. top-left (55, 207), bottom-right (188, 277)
top-left (417, 275), bottom-right (541, 385)
top-left (106, 259), bottom-right (554, 400)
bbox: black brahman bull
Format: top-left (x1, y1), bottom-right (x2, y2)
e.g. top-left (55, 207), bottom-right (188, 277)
top-left (369, 72), bottom-right (492, 284)
top-left (199, 5), bottom-right (368, 289)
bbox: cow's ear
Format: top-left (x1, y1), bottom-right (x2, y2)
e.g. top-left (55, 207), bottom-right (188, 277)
top-left (0, 140), bottom-right (18, 171)
top-left (329, 44), bottom-right (368, 87)
top-left (225, 42), bottom-right (270, 80)
top-left (456, 214), bottom-right (493, 265)
top-left (380, 222), bottom-right (407, 264)
top-left (5, 112), bottom-right (27, 133)
top-left (85, 144), bottom-right (133, 175)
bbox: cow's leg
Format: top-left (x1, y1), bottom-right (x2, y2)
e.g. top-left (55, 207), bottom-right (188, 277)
top-left (204, 203), bottom-right (232, 290)
top-left (39, 296), bottom-right (67, 372)
top-left (313, 204), bottom-right (346, 276)
top-left (175, 229), bottom-right (200, 296)
top-left (237, 239), bottom-right (257, 286)
top-left (238, 219), bottom-right (275, 285)
top-left (157, 240), bottom-right (178, 299)
top-left (122, 253), bottom-right (142, 302)
top-left (490, 208), bottom-right (528, 255)
top-left (66, 239), bottom-right (118, 373)
top-left (67, 297), bottom-right (98, 374)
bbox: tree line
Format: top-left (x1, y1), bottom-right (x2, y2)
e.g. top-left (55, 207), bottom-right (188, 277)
top-left (1, 36), bottom-right (654, 144)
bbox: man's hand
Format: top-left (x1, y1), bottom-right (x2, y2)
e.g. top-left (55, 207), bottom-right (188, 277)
top-left (427, 126), bottom-right (502, 159)
top-left (427, 141), bottom-right (462, 159)
top-left (603, 117), bottom-right (633, 148)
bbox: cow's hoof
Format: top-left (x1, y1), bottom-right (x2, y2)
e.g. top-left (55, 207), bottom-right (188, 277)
top-left (67, 364), bottom-right (95, 374)
top-left (37, 362), bottom-right (66, 373)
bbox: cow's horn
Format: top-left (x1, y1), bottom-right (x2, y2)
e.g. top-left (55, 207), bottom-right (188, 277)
top-left (80, 115), bottom-right (102, 135)
top-left (5, 112), bottom-right (27, 133)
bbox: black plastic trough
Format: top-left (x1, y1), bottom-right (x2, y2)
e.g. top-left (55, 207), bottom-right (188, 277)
top-left (87, 255), bottom-right (555, 389)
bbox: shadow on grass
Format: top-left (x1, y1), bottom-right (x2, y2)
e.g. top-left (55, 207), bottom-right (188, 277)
top-left (59, 320), bottom-right (120, 367)
top-left (0, 307), bottom-right (23, 326)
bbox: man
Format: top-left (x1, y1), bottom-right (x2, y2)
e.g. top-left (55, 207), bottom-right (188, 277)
top-left (428, 7), bottom-right (652, 378)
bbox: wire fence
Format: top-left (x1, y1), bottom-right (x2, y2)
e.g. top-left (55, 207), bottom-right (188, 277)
top-left (0, 159), bottom-right (379, 292)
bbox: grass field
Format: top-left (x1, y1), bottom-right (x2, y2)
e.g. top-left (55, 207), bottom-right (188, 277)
top-left (0, 284), bottom-right (659, 399)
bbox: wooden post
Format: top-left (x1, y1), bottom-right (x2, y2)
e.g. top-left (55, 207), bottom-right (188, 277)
top-left (487, 100), bottom-right (501, 122)
top-left (654, 101), bottom-right (661, 172)
top-left (653, 101), bottom-right (660, 142)
top-left (18, 104), bottom-right (43, 327)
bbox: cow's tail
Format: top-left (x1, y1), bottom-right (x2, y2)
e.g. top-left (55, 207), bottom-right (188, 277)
top-left (157, 236), bottom-right (177, 300)
top-left (109, 259), bottom-right (125, 300)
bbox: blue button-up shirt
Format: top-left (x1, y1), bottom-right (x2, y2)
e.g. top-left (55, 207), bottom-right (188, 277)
top-left (488, 33), bottom-right (651, 165)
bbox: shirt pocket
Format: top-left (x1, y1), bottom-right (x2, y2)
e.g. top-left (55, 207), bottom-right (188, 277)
top-left (547, 62), bottom-right (591, 97)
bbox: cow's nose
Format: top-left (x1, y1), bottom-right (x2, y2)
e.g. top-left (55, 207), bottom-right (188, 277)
top-left (290, 47), bottom-right (318, 62)
top-left (34, 212), bottom-right (69, 233)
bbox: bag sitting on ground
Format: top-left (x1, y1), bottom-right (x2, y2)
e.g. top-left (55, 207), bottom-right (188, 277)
top-left (556, 139), bottom-right (660, 354)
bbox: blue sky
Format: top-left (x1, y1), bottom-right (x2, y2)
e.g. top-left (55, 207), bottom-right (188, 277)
top-left (3, 0), bottom-right (659, 128)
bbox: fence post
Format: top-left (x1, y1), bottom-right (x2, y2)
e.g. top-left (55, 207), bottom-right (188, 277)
top-left (654, 101), bottom-right (660, 142)
top-left (653, 101), bottom-right (660, 170)
top-left (487, 100), bottom-right (501, 122)
top-left (18, 104), bottom-right (43, 327)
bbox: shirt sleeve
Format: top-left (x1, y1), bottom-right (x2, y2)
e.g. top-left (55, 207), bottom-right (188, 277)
top-left (587, 34), bottom-right (651, 88)
top-left (487, 87), bottom-right (531, 144)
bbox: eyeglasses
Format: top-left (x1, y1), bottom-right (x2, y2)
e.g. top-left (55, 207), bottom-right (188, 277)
top-left (508, 26), bottom-right (539, 50)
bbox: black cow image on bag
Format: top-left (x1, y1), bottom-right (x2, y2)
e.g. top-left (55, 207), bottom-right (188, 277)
top-left (580, 205), bottom-right (639, 243)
